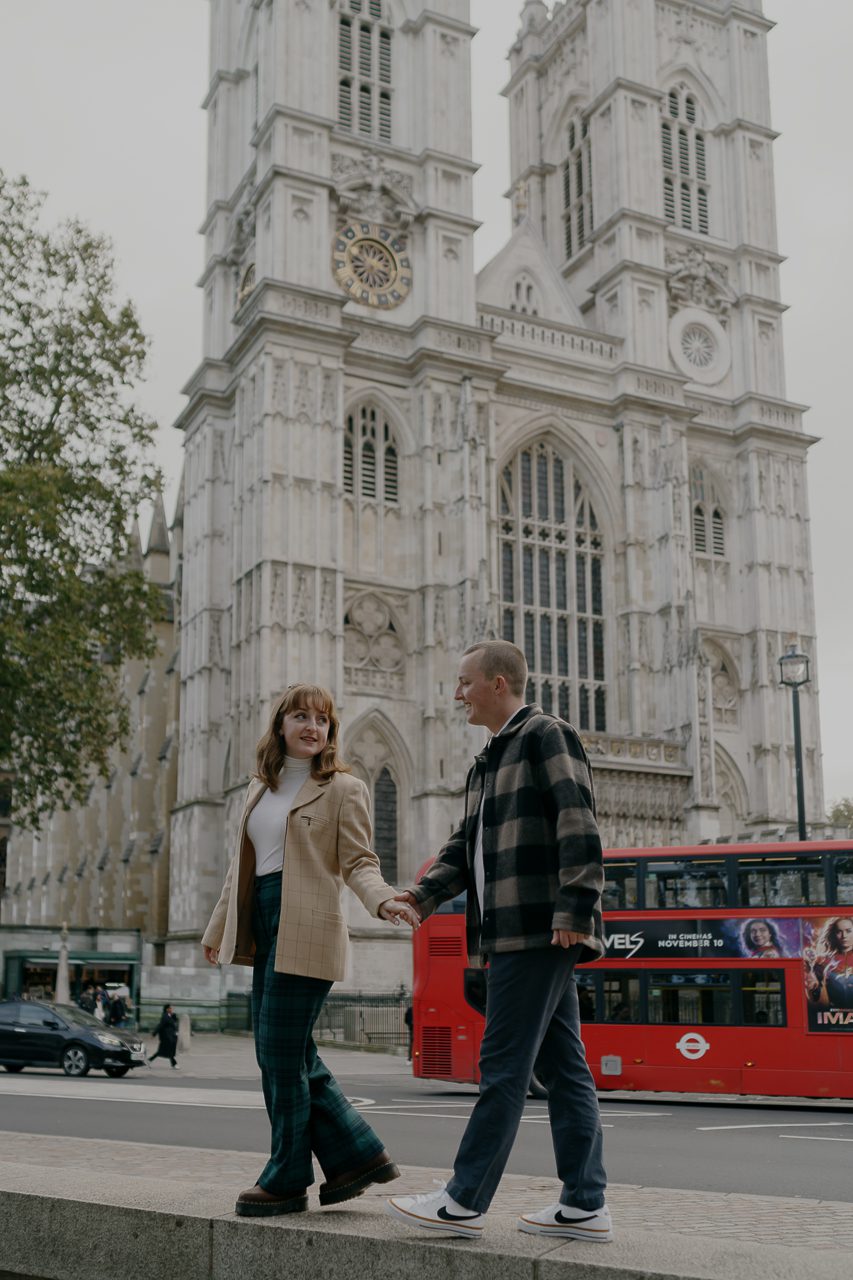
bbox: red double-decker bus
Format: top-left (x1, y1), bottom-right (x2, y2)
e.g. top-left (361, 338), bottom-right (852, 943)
top-left (412, 841), bottom-right (853, 1098)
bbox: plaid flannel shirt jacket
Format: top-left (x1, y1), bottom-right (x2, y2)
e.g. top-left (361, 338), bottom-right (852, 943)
top-left (410, 705), bottom-right (605, 967)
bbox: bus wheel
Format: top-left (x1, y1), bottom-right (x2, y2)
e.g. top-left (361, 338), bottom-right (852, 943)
top-left (528, 1072), bottom-right (548, 1099)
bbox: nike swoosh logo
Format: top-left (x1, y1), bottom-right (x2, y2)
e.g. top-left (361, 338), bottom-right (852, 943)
top-left (436, 1206), bottom-right (481, 1222)
top-left (555, 1211), bottom-right (599, 1225)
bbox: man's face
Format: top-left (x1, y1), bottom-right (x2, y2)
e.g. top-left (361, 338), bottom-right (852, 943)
top-left (454, 652), bottom-right (496, 727)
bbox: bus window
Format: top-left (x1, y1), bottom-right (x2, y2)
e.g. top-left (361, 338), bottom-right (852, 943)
top-left (740, 970), bottom-right (785, 1027)
top-left (645, 858), bottom-right (727, 909)
top-left (648, 972), bottom-right (732, 1025)
top-left (436, 892), bottom-right (467, 914)
top-left (602, 974), bottom-right (640, 1023)
top-left (836, 856), bottom-right (853, 905)
top-left (737, 856), bottom-right (823, 908)
top-left (576, 973), bottom-right (597, 1023)
top-left (602, 861), bottom-right (638, 911)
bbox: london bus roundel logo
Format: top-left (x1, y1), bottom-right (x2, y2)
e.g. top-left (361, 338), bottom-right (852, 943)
top-left (676, 1032), bottom-right (711, 1061)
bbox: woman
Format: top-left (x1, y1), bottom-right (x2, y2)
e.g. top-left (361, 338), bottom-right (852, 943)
top-left (149, 1004), bottom-right (179, 1068)
top-left (805, 916), bottom-right (853, 1010)
top-left (740, 918), bottom-right (784, 960)
top-left (201, 683), bottom-right (419, 1218)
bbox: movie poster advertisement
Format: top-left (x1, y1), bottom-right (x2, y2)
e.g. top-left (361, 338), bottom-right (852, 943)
top-left (802, 916), bottom-right (853, 1033)
top-left (603, 917), bottom-right (801, 961)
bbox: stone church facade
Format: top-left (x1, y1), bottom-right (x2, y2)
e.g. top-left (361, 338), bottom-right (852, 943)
top-left (2, 0), bottom-right (825, 999)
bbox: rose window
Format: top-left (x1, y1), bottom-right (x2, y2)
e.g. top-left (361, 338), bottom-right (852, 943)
top-left (681, 324), bottom-right (716, 369)
top-left (350, 240), bottom-right (395, 290)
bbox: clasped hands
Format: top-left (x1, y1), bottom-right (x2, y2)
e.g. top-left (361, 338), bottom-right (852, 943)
top-left (378, 890), bottom-right (422, 930)
top-left (378, 893), bottom-right (590, 949)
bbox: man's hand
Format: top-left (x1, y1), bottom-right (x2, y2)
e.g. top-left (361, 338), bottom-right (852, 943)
top-left (551, 930), bottom-right (592, 949)
top-left (378, 899), bottom-right (421, 929)
top-left (392, 890), bottom-right (422, 916)
top-left (202, 945), bottom-right (220, 966)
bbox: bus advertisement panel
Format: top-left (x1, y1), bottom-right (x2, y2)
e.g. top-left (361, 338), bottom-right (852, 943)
top-left (802, 915), bottom-right (853, 1033)
top-left (604, 917), bottom-right (801, 962)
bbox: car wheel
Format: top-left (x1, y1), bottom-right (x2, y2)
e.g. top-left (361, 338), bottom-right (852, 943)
top-left (2, 1064), bottom-right (25, 1073)
top-left (104, 1065), bottom-right (130, 1078)
top-left (528, 1072), bottom-right (548, 1099)
top-left (61, 1045), bottom-right (90, 1077)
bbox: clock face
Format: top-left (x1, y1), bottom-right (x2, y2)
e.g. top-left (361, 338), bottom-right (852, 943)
top-left (332, 221), bottom-right (412, 309)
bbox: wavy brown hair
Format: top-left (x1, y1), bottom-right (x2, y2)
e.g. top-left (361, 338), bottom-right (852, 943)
top-left (255, 684), bottom-right (351, 788)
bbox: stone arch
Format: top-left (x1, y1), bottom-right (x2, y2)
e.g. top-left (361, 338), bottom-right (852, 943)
top-left (543, 91), bottom-right (592, 163)
top-left (497, 415), bottom-right (621, 547)
top-left (715, 745), bottom-right (749, 837)
top-left (343, 707), bottom-right (414, 883)
top-left (343, 385), bottom-right (415, 457)
top-left (658, 64), bottom-right (726, 128)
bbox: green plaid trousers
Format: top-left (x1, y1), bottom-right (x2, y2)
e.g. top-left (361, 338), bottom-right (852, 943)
top-left (251, 871), bottom-right (385, 1194)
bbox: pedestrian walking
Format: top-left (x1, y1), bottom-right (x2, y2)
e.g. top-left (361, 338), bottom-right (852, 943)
top-left (148, 1004), bottom-right (179, 1068)
top-left (386, 641), bottom-right (611, 1243)
top-left (93, 989), bottom-right (110, 1022)
top-left (78, 984), bottom-right (96, 1014)
top-left (201, 682), bottom-right (419, 1218)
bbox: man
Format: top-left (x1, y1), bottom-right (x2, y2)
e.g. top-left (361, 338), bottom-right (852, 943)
top-left (386, 640), bottom-right (611, 1243)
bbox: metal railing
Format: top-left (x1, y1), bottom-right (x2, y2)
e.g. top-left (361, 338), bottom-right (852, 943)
top-left (220, 989), bottom-right (411, 1051)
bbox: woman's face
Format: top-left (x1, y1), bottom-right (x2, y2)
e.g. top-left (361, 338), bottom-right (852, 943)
top-left (834, 919), bottom-right (853, 954)
top-left (750, 922), bottom-right (771, 948)
top-left (281, 703), bottom-right (330, 760)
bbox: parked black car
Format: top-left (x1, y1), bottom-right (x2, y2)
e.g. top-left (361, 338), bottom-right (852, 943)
top-left (0, 998), bottom-right (146, 1077)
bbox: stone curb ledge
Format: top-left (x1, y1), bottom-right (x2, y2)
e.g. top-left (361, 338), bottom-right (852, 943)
top-left (0, 1174), bottom-right (845, 1280)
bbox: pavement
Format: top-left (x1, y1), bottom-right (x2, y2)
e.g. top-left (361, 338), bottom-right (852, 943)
top-left (0, 1036), bottom-right (850, 1280)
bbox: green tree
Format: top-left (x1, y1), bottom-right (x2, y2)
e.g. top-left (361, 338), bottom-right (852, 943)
top-left (828, 798), bottom-right (853, 828)
top-left (0, 172), bottom-right (163, 827)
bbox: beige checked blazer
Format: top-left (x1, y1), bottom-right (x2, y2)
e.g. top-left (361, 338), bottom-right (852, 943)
top-left (201, 771), bottom-right (398, 983)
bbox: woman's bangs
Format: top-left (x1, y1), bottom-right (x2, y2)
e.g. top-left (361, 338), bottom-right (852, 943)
top-left (285, 684), bottom-right (335, 720)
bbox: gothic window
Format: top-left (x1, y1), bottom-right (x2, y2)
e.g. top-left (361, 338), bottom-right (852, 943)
top-left (561, 115), bottom-right (593, 261)
top-left (344, 405), bottom-right (400, 504)
top-left (691, 466), bottom-right (726, 558)
top-left (509, 273), bottom-right (541, 317)
top-left (373, 766), bottom-right (398, 882)
top-left (337, 0), bottom-right (392, 142)
top-left (499, 442), bottom-right (607, 732)
top-left (662, 87), bottom-right (709, 235)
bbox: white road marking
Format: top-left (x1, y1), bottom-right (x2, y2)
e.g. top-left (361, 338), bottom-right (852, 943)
top-left (697, 1121), bottom-right (853, 1132)
top-left (780, 1135), bottom-right (853, 1143)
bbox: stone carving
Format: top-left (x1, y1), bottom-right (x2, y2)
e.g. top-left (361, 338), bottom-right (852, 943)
top-left (321, 371), bottom-right (337, 423)
top-left (292, 571), bottom-right (313, 631)
top-left (511, 178), bottom-right (529, 227)
top-left (665, 246), bottom-right (736, 316)
top-left (433, 591), bottom-right (447, 646)
top-left (225, 192), bottom-right (256, 268)
top-left (332, 149), bottom-right (417, 231)
top-left (344, 593), bottom-right (405, 694)
top-left (319, 574), bottom-right (336, 632)
top-left (295, 364), bottom-right (312, 417)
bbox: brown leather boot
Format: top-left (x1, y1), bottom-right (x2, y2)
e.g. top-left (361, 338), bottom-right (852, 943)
top-left (235, 1183), bottom-right (308, 1217)
top-left (319, 1150), bottom-right (400, 1206)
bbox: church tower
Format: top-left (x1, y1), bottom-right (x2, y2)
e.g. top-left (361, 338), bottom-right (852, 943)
top-left (496, 0), bottom-right (822, 840)
top-left (170, 0), bottom-right (495, 983)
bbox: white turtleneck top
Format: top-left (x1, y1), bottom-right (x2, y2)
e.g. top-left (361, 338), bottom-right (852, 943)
top-left (247, 755), bottom-right (313, 877)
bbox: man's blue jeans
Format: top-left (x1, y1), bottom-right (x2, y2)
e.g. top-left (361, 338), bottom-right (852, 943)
top-left (447, 946), bottom-right (607, 1214)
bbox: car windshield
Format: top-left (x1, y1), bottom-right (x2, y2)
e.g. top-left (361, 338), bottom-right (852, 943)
top-left (49, 1003), bottom-right (105, 1028)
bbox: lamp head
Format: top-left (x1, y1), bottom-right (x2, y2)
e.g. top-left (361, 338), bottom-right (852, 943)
top-left (778, 644), bottom-right (810, 689)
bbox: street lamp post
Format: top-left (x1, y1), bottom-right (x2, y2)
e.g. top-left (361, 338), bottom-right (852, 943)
top-left (778, 644), bottom-right (810, 841)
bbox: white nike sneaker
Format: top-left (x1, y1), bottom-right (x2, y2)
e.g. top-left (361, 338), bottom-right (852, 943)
top-left (386, 1184), bottom-right (485, 1239)
top-left (518, 1201), bottom-right (613, 1242)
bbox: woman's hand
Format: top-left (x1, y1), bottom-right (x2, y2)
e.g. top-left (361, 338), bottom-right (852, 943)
top-left (379, 899), bottom-right (421, 929)
top-left (202, 945), bottom-right (220, 966)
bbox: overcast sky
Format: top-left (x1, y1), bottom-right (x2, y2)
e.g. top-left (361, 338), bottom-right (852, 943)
top-left (0, 1), bottom-right (850, 805)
